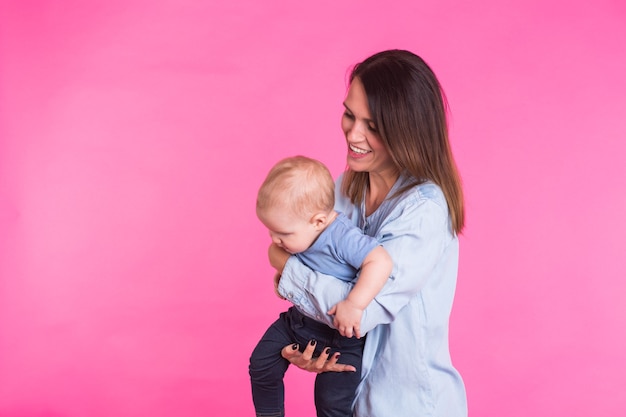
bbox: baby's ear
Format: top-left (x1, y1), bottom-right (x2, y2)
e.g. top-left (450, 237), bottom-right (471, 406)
top-left (310, 212), bottom-right (327, 230)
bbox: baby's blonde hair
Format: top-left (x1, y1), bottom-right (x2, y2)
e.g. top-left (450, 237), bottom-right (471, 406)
top-left (257, 156), bottom-right (335, 218)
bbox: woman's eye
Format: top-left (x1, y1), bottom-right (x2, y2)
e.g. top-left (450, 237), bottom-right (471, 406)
top-left (343, 111), bottom-right (355, 120)
top-left (368, 124), bottom-right (378, 132)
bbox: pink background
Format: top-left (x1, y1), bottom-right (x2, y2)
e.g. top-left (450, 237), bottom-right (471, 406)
top-left (1, 1), bottom-right (625, 416)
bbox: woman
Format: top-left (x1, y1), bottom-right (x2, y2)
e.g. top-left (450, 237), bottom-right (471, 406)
top-left (269, 49), bottom-right (467, 416)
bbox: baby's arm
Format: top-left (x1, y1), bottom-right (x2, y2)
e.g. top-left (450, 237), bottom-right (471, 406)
top-left (328, 246), bottom-right (392, 338)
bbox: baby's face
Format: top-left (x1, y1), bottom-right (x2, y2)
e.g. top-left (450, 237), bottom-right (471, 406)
top-left (257, 206), bottom-right (319, 254)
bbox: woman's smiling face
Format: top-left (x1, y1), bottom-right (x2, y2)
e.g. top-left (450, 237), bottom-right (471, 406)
top-left (341, 77), bottom-right (394, 175)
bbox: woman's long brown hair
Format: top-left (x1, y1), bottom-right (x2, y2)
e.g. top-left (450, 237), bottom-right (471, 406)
top-left (342, 49), bottom-right (465, 234)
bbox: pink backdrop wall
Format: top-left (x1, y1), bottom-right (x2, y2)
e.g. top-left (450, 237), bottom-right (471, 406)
top-left (1, 1), bottom-right (625, 416)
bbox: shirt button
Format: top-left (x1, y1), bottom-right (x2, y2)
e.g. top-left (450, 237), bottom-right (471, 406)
top-left (316, 314), bottom-right (321, 320)
top-left (288, 292), bottom-right (294, 299)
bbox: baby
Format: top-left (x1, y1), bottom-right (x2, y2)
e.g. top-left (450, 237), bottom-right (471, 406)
top-left (249, 155), bottom-right (392, 417)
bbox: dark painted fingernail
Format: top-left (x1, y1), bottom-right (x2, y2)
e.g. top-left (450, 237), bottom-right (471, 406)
top-left (334, 353), bottom-right (341, 359)
top-left (309, 339), bottom-right (317, 346)
top-left (324, 347), bottom-right (330, 355)
top-left (292, 343), bottom-right (298, 350)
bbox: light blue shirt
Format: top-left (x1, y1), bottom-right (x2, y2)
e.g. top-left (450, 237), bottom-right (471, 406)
top-left (278, 173), bottom-right (468, 417)
top-left (296, 212), bottom-right (380, 282)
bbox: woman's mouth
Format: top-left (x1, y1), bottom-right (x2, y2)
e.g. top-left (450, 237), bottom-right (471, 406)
top-left (348, 144), bottom-right (371, 158)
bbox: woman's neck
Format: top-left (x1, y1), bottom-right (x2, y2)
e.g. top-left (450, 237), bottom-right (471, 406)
top-left (365, 170), bottom-right (400, 216)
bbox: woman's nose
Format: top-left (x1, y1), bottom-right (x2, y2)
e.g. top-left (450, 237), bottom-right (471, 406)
top-left (347, 121), bottom-right (365, 141)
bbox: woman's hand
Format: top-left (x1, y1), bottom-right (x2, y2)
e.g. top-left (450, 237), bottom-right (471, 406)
top-left (281, 341), bottom-right (357, 373)
top-left (273, 273), bottom-right (285, 300)
top-left (268, 243), bottom-right (290, 274)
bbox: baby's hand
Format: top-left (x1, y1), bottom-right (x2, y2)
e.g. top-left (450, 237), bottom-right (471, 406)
top-left (328, 299), bottom-right (364, 338)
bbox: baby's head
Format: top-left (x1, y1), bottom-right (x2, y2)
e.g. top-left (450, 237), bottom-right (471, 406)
top-left (257, 156), bottom-right (335, 254)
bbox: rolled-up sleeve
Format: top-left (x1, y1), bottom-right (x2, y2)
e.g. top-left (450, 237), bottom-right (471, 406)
top-left (278, 256), bottom-right (353, 326)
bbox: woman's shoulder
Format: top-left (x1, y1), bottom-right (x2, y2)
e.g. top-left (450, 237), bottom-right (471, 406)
top-left (379, 179), bottom-right (451, 235)
top-left (373, 179), bottom-right (451, 238)
top-left (398, 177), bottom-right (447, 212)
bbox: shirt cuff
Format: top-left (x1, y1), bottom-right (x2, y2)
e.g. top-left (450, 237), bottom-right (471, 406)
top-left (278, 256), bottom-right (321, 319)
top-left (278, 256), bottom-right (306, 303)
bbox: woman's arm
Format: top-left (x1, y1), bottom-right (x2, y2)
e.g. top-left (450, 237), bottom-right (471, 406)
top-left (279, 196), bottom-right (451, 335)
top-left (277, 255), bottom-right (353, 328)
